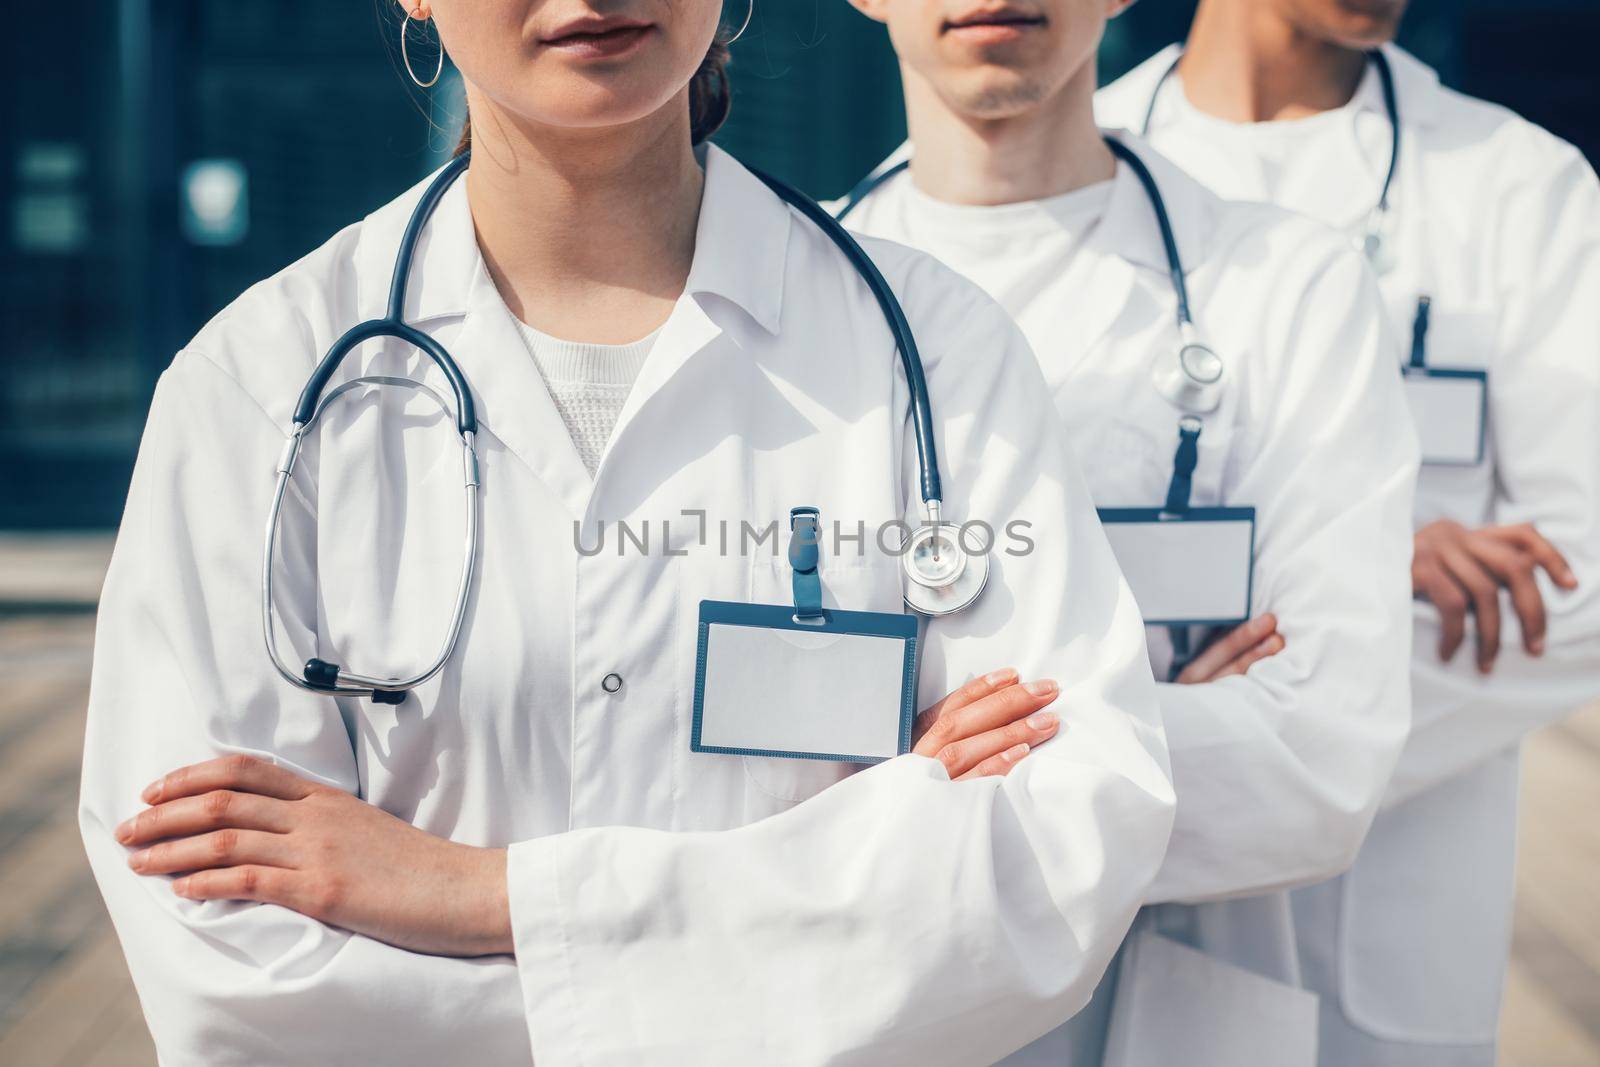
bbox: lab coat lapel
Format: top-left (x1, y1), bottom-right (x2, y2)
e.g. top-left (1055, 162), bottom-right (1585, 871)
top-left (1064, 146), bottom-right (1171, 369)
top-left (451, 261), bottom-right (597, 521)
top-left (347, 165), bottom-right (595, 516)
top-left (592, 295), bottom-right (723, 498)
top-left (1074, 135), bottom-right (1222, 369)
top-left (589, 147), bottom-right (789, 517)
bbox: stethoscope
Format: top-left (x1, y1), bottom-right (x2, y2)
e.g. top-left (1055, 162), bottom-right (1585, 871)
top-left (836, 135), bottom-right (1228, 414)
top-left (263, 152), bottom-right (986, 705)
top-left (835, 136), bottom-right (1230, 677)
top-left (1140, 48), bottom-right (1401, 274)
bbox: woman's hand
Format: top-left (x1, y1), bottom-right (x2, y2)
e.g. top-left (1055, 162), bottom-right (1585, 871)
top-left (912, 669), bottom-right (1061, 779)
top-left (115, 756), bottom-right (512, 958)
top-left (1175, 613), bottom-right (1284, 685)
top-left (1412, 519), bottom-right (1578, 672)
top-left (116, 678), bottom-right (1059, 948)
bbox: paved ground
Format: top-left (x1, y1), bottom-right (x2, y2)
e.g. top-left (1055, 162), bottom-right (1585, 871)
top-left (0, 537), bottom-right (1595, 1065)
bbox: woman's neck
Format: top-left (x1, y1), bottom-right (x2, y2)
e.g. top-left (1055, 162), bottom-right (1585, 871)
top-left (902, 61), bottom-right (1115, 207)
top-left (1181, 0), bottom-right (1369, 123)
top-left (464, 89), bottom-right (704, 343)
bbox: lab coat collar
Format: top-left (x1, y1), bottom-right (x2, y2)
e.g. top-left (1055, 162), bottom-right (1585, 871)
top-left (856, 129), bottom-right (1216, 369)
top-left (685, 144), bottom-right (789, 334)
top-left (1127, 41), bottom-right (1444, 131)
top-left (1376, 43), bottom-right (1444, 129)
top-left (859, 130), bottom-right (1213, 277)
top-left (345, 143), bottom-right (793, 521)
top-left (350, 143), bottom-right (790, 334)
top-left (1056, 131), bottom-right (1221, 370)
top-left (1088, 130), bottom-right (1216, 277)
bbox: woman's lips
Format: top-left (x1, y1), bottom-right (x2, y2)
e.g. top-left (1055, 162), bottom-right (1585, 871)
top-left (543, 23), bottom-right (654, 60)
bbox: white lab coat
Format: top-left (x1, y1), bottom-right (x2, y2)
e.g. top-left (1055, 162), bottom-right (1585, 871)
top-left (841, 133), bottom-right (1418, 1065)
top-left (79, 144), bottom-right (1176, 1066)
top-left (1101, 44), bottom-right (1600, 1063)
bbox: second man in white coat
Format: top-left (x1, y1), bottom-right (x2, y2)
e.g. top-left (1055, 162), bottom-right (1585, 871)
top-left (839, 0), bottom-right (1419, 1062)
top-left (1098, 0), bottom-right (1600, 1061)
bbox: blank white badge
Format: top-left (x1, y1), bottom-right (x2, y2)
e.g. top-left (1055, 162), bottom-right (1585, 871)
top-left (1403, 367), bottom-right (1488, 466)
top-left (691, 601), bottom-right (918, 763)
top-left (1097, 507), bottom-right (1257, 626)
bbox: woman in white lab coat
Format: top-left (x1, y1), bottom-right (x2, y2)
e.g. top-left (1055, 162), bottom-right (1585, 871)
top-left (79, 1), bottom-right (1175, 1064)
top-left (839, 0), bottom-right (1417, 1063)
top-left (1099, 2), bottom-right (1600, 1062)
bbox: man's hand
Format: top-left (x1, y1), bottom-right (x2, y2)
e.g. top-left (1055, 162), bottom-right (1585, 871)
top-left (1175, 614), bottom-right (1284, 685)
top-left (116, 756), bottom-right (512, 958)
top-left (1412, 520), bottom-right (1579, 672)
top-left (912, 669), bottom-right (1062, 779)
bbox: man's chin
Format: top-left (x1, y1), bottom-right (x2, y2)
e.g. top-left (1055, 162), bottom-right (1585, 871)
top-left (1321, 1), bottom-right (1406, 48)
top-left (943, 70), bottom-right (1051, 120)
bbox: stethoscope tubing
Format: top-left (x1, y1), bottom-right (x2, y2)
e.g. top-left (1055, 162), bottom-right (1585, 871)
top-left (1102, 137), bottom-right (1192, 330)
top-left (263, 379), bottom-right (480, 699)
top-left (1140, 48), bottom-right (1400, 235)
top-left (265, 150), bottom-right (961, 700)
top-left (835, 137), bottom-right (1193, 331)
top-left (752, 166), bottom-right (944, 509)
top-left (266, 154), bottom-right (486, 701)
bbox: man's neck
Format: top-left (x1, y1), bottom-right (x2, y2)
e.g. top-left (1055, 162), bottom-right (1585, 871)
top-left (1181, 0), bottom-right (1369, 122)
top-left (900, 62), bottom-right (1115, 207)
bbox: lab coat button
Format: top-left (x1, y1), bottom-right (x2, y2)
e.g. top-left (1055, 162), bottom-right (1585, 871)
top-left (601, 672), bottom-right (623, 694)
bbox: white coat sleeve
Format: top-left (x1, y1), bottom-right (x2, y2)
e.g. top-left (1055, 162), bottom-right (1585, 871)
top-left (1144, 242), bottom-right (1420, 903)
top-left (78, 351), bottom-right (533, 1067)
top-left (1386, 146), bottom-right (1600, 807)
top-left (505, 279), bottom-right (1175, 1066)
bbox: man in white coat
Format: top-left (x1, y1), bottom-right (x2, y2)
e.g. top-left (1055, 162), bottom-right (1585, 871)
top-left (838, 0), bottom-right (1417, 1063)
top-left (1098, 1), bottom-right (1600, 1063)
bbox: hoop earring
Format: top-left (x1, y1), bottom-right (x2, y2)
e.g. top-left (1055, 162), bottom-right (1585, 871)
top-left (401, 9), bottom-right (444, 89)
top-left (726, 0), bottom-right (754, 45)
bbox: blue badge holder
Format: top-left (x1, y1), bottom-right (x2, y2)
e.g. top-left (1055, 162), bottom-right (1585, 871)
top-left (1096, 418), bottom-right (1256, 628)
top-left (1403, 295), bottom-right (1489, 466)
top-left (1096, 506), bottom-right (1257, 627)
top-left (690, 508), bottom-right (919, 764)
top-left (1402, 366), bottom-right (1489, 466)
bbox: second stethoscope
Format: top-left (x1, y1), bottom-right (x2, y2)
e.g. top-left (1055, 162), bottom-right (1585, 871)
top-left (836, 136), bottom-right (1228, 414)
top-left (263, 152), bottom-right (987, 706)
top-left (1140, 47), bottom-right (1401, 274)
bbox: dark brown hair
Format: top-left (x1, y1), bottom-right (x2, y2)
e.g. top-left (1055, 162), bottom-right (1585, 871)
top-left (452, 36), bottom-right (733, 157)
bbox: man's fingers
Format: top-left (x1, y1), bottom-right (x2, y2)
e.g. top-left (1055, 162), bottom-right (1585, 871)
top-left (955, 742), bottom-right (1034, 781)
top-left (1176, 614), bottom-right (1277, 685)
top-left (1416, 557), bottom-right (1468, 661)
top-left (1438, 542), bottom-right (1502, 671)
top-left (1472, 540), bottom-right (1548, 656)
top-left (913, 668), bottom-right (1019, 744)
top-left (934, 711), bottom-right (1062, 780)
top-left (1208, 633), bottom-right (1286, 683)
top-left (115, 790), bottom-right (293, 846)
top-left (1498, 524), bottom-right (1578, 589)
top-left (128, 828), bottom-right (294, 877)
top-left (142, 755), bottom-right (319, 806)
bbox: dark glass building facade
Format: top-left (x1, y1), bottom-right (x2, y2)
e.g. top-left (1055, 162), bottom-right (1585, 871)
top-left (7, 0), bottom-right (1598, 526)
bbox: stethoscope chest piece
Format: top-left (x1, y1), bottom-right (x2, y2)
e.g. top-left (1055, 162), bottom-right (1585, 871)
top-left (1152, 324), bottom-right (1225, 414)
top-left (902, 520), bottom-right (989, 617)
top-left (1357, 211), bottom-right (1397, 276)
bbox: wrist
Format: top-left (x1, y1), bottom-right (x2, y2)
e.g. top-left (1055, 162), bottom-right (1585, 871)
top-left (456, 845), bottom-right (513, 956)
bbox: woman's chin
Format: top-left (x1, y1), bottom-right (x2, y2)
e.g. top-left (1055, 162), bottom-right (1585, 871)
top-left (517, 85), bottom-right (691, 138)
